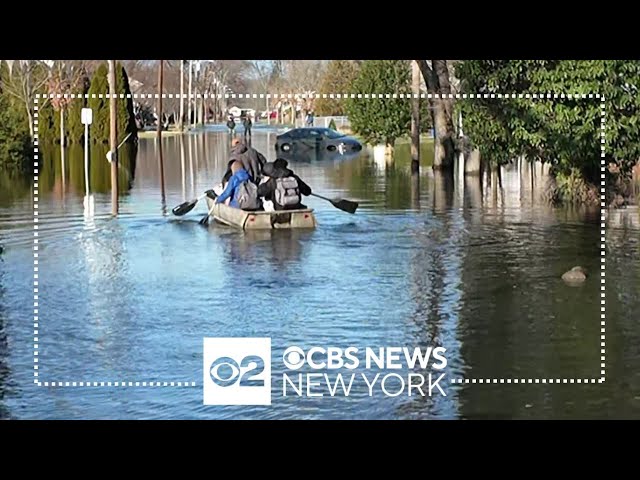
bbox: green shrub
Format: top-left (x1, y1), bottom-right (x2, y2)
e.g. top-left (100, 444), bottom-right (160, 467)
top-left (0, 93), bottom-right (31, 169)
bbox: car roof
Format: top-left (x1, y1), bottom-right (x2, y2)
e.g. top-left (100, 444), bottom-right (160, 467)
top-left (285, 127), bottom-right (333, 134)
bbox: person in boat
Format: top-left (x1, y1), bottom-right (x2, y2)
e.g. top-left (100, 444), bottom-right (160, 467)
top-left (258, 158), bottom-right (312, 211)
top-left (223, 138), bottom-right (265, 185)
top-left (215, 160), bottom-right (261, 210)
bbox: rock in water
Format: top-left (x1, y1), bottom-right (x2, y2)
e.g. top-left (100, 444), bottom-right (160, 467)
top-left (562, 266), bottom-right (587, 284)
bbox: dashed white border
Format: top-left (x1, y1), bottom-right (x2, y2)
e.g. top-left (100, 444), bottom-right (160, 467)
top-left (33, 92), bottom-right (605, 388)
top-left (37, 92), bottom-right (602, 100)
top-left (33, 98), bottom-right (39, 385)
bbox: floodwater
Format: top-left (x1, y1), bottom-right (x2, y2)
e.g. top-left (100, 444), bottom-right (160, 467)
top-left (1, 126), bottom-right (639, 419)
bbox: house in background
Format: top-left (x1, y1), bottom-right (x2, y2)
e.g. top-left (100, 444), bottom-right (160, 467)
top-left (227, 105), bottom-right (256, 120)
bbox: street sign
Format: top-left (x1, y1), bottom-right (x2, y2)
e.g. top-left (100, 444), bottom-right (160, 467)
top-left (81, 108), bottom-right (93, 125)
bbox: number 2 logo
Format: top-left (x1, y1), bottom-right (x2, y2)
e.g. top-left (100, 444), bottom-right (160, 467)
top-left (209, 355), bottom-right (265, 387)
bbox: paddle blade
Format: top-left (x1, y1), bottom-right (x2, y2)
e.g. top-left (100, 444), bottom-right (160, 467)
top-left (172, 199), bottom-right (197, 216)
top-left (332, 198), bottom-right (358, 214)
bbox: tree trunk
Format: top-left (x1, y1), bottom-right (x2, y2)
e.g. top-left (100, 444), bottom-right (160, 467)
top-left (465, 148), bottom-right (482, 175)
top-left (416, 59), bottom-right (456, 171)
top-left (433, 60), bottom-right (454, 121)
top-left (464, 173), bottom-right (483, 209)
top-left (26, 103), bottom-right (35, 138)
top-left (411, 60), bottom-right (421, 174)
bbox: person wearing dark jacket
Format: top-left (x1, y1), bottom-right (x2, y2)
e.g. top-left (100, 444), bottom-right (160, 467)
top-left (222, 138), bottom-right (265, 185)
top-left (226, 115), bottom-right (236, 134)
top-left (258, 158), bottom-right (312, 210)
top-left (242, 115), bottom-right (252, 137)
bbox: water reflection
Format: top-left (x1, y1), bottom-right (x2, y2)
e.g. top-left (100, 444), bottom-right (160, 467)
top-left (410, 174), bottom-right (420, 210)
top-left (278, 149), bottom-right (364, 164)
top-left (158, 139), bottom-right (167, 215)
top-left (0, 262), bottom-right (12, 420)
top-left (219, 229), bottom-right (312, 270)
top-left (0, 167), bottom-right (32, 208)
top-left (36, 141), bottom-right (137, 201)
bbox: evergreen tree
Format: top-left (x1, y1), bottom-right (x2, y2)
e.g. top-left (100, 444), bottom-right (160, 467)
top-left (87, 62), bottom-right (137, 144)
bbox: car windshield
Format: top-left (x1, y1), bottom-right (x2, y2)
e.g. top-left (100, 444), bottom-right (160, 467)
top-left (320, 128), bottom-right (345, 139)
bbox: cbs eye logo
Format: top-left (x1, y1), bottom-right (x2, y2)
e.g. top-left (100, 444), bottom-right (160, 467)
top-left (209, 355), bottom-right (265, 387)
top-left (282, 346), bottom-right (305, 369)
top-left (203, 337), bottom-right (271, 406)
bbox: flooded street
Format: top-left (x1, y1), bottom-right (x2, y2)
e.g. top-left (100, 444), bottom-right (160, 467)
top-left (1, 128), bottom-right (639, 419)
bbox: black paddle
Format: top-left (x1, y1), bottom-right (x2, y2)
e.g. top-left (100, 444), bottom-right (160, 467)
top-left (172, 190), bottom-right (217, 216)
top-left (310, 193), bottom-right (358, 214)
top-left (199, 191), bottom-right (219, 226)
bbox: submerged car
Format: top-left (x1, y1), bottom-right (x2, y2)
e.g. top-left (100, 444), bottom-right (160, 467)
top-left (274, 127), bottom-right (362, 155)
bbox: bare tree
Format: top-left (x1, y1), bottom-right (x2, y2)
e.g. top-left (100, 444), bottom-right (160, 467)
top-left (2, 60), bottom-right (49, 138)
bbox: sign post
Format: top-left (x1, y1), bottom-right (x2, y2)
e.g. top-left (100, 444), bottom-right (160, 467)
top-left (81, 108), bottom-right (94, 217)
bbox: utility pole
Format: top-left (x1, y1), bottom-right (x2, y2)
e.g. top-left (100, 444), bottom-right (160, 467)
top-left (188, 60), bottom-right (193, 130)
top-left (192, 61), bottom-right (198, 129)
top-left (411, 60), bottom-right (421, 174)
top-left (108, 60), bottom-right (119, 216)
top-left (157, 60), bottom-right (163, 140)
top-left (179, 60), bottom-right (184, 131)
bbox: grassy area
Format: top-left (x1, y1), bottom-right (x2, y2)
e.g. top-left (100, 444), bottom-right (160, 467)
top-left (395, 135), bottom-right (435, 145)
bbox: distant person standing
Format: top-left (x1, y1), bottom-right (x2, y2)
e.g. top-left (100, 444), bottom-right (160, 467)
top-left (243, 115), bottom-right (253, 138)
top-left (305, 111), bottom-right (314, 127)
top-left (226, 115), bottom-right (236, 135)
